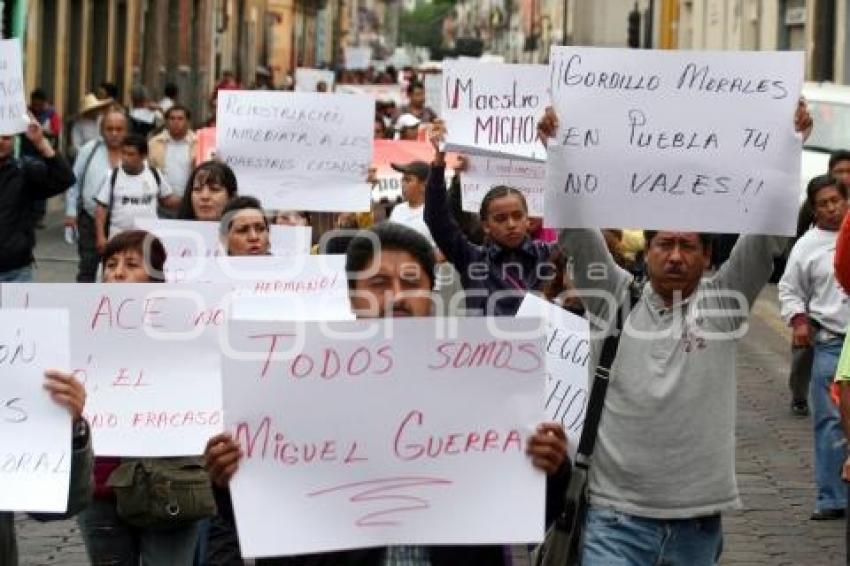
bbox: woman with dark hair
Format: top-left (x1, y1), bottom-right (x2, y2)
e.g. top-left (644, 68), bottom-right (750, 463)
top-left (78, 230), bottom-right (210, 566)
top-left (220, 196), bottom-right (271, 256)
top-left (178, 161), bottom-right (238, 221)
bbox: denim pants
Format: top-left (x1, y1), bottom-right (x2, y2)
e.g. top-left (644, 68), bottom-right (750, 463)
top-left (0, 264), bottom-right (34, 282)
top-left (78, 498), bottom-right (200, 566)
top-left (811, 336), bottom-right (848, 511)
top-left (582, 505), bottom-right (723, 566)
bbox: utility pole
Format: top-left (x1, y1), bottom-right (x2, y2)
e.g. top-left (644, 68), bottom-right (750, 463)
top-left (643, 0), bottom-right (654, 49)
top-left (561, 0), bottom-right (568, 45)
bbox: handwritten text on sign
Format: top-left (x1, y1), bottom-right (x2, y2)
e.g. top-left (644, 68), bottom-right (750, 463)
top-left (0, 38), bottom-right (30, 135)
top-left (0, 310), bottom-right (71, 513)
top-left (462, 154), bottom-right (545, 217)
top-left (1, 283), bottom-right (232, 457)
top-left (544, 47), bottom-right (803, 235)
top-left (216, 91), bottom-right (373, 212)
top-left (224, 317), bottom-right (546, 558)
top-left (441, 61), bottom-right (549, 160)
top-left (171, 254), bottom-right (353, 321)
top-left (516, 295), bottom-right (590, 460)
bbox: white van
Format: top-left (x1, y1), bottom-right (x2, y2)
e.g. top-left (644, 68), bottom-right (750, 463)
top-left (802, 82), bottom-right (850, 195)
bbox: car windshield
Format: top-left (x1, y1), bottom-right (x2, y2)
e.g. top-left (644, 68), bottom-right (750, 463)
top-left (805, 100), bottom-right (850, 152)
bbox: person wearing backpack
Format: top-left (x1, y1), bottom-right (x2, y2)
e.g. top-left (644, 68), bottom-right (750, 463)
top-left (93, 134), bottom-right (181, 255)
top-left (66, 104), bottom-right (128, 282)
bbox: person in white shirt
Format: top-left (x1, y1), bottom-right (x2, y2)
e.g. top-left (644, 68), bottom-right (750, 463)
top-left (159, 83), bottom-right (178, 113)
top-left (66, 105), bottom-right (128, 282)
top-left (128, 85), bottom-right (163, 137)
top-left (779, 174), bottom-right (850, 521)
top-left (147, 105), bottom-right (197, 217)
top-left (388, 161), bottom-right (435, 246)
top-left (93, 134), bottom-right (181, 254)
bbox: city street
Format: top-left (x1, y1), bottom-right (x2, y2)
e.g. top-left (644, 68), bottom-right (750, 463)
top-left (9, 208), bottom-right (847, 565)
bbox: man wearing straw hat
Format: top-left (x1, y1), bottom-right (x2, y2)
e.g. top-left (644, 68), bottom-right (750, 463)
top-left (70, 93), bottom-right (112, 159)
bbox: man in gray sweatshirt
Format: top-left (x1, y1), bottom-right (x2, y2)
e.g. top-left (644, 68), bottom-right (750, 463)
top-left (544, 103), bottom-right (811, 564)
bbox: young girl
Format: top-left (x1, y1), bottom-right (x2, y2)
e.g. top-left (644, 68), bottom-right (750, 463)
top-left (424, 122), bottom-right (558, 315)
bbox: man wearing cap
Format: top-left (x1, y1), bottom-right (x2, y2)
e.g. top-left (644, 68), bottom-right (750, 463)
top-left (388, 160), bottom-right (437, 248)
top-left (395, 113), bottom-right (422, 141)
top-left (70, 94), bottom-right (112, 159)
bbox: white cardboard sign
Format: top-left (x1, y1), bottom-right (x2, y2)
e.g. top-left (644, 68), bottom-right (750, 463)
top-left (516, 294), bottom-right (590, 461)
top-left (166, 254), bottom-right (353, 320)
top-left (0, 310), bottom-right (72, 512)
top-left (295, 68), bottom-right (336, 92)
top-left (224, 317), bottom-right (546, 558)
top-left (216, 90), bottom-right (373, 212)
top-left (0, 38), bottom-right (30, 135)
top-left (441, 61), bottom-right (549, 159)
top-left (345, 46), bottom-right (373, 70)
top-left (461, 154), bottom-right (545, 217)
top-left (1, 283), bottom-right (232, 457)
top-left (544, 47), bottom-right (804, 235)
top-left (133, 218), bottom-right (312, 280)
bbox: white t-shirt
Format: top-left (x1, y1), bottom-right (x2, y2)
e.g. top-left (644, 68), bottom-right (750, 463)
top-left (163, 139), bottom-right (192, 197)
top-left (94, 165), bottom-right (173, 236)
top-left (388, 201), bottom-right (435, 246)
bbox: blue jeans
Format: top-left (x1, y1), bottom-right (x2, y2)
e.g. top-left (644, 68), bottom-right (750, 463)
top-left (811, 336), bottom-right (848, 511)
top-left (582, 505), bottom-right (723, 566)
top-left (0, 264), bottom-right (33, 282)
top-left (78, 498), bottom-right (200, 566)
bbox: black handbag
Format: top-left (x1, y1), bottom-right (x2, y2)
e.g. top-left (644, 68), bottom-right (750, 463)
top-left (532, 364), bottom-right (610, 566)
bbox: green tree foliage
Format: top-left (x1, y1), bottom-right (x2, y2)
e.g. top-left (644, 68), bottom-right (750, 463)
top-left (398, 0), bottom-right (456, 58)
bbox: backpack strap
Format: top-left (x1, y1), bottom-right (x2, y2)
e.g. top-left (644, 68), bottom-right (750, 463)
top-left (77, 140), bottom-right (104, 213)
top-left (104, 167), bottom-right (120, 239)
top-left (149, 166), bottom-right (163, 196)
top-left (576, 279), bottom-right (644, 461)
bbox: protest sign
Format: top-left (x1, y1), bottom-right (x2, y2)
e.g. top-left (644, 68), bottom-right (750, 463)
top-left (336, 84), bottom-right (406, 107)
top-left (545, 47), bottom-right (804, 235)
top-left (166, 254), bottom-right (352, 319)
top-left (344, 46), bottom-right (373, 70)
top-left (371, 140), bottom-right (460, 202)
top-left (0, 38), bottom-right (30, 135)
top-left (423, 72), bottom-right (443, 114)
top-left (133, 218), bottom-right (311, 258)
top-left (195, 127), bottom-right (217, 164)
top-left (516, 295), bottom-right (590, 460)
top-left (295, 68), bottom-right (336, 92)
top-left (1, 283), bottom-right (232, 457)
top-left (441, 61), bottom-right (549, 159)
top-left (216, 90), bottom-right (373, 212)
top-left (461, 154), bottom-right (545, 217)
top-left (0, 310), bottom-right (71, 512)
top-left (224, 317), bottom-right (546, 557)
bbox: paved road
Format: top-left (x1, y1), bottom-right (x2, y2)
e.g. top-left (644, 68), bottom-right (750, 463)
top-left (12, 213), bottom-right (848, 565)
